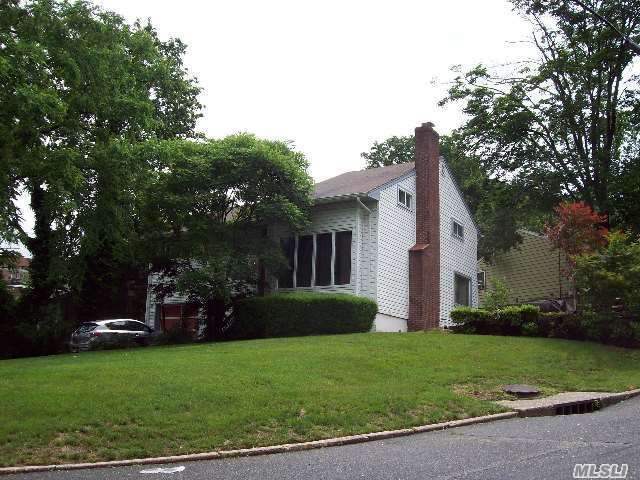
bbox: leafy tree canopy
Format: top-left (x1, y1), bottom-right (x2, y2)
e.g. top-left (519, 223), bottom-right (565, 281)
top-left (440, 0), bottom-right (640, 229)
top-left (0, 0), bottom-right (201, 320)
top-left (138, 134), bottom-right (313, 339)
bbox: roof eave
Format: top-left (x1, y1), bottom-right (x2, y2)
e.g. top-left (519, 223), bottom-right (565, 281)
top-left (313, 192), bottom-right (369, 205)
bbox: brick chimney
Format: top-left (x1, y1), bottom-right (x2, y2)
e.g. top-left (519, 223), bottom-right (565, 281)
top-left (408, 122), bottom-right (441, 331)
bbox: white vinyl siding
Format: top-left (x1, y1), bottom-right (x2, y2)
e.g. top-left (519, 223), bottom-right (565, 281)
top-left (439, 159), bottom-right (478, 326)
top-left (376, 174), bottom-right (416, 319)
top-left (271, 200), bottom-right (378, 297)
top-left (144, 273), bottom-right (189, 327)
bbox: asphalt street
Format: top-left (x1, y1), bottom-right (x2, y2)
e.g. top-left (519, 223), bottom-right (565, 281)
top-left (9, 396), bottom-right (640, 480)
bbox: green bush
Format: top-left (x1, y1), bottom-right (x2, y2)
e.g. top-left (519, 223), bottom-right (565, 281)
top-left (153, 326), bottom-right (195, 346)
top-left (452, 306), bottom-right (639, 348)
top-left (496, 305), bottom-right (539, 333)
top-left (481, 277), bottom-right (510, 312)
top-left (574, 231), bottom-right (640, 313)
top-left (233, 292), bottom-right (377, 339)
top-left (450, 307), bottom-right (492, 333)
top-left (451, 305), bottom-right (539, 336)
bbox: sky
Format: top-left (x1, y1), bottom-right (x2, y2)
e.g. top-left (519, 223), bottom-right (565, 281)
top-left (96, 0), bottom-right (534, 181)
top-left (14, 0), bottom-right (536, 254)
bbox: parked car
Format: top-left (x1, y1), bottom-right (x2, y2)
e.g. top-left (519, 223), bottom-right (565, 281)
top-left (70, 319), bottom-right (155, 352)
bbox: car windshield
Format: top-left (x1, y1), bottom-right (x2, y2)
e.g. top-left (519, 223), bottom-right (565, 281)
top-left (76, 323), bottom-right (98, 333)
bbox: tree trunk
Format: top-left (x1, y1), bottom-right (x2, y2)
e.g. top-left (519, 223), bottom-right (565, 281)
top-left (205, 297), bottom-right (226, 341)
top-left (25, 182), bottom-right (57, 309)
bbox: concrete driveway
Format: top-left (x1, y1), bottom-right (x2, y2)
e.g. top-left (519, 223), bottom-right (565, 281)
top-left (9, 396), bottom-right (640, 480)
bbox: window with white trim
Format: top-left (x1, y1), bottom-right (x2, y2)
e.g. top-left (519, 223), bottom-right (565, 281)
top-left (398, 187), bottom-right (412, 210)
top-left (452, 220), bottom-right (464, 239)
top-left (454, 273), bottom-right (471, 306)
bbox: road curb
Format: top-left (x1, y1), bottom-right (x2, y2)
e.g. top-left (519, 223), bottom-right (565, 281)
top-left (0, 412), bottom-right (518, 476)
top-left (496, 388), bottom-right (640, 417)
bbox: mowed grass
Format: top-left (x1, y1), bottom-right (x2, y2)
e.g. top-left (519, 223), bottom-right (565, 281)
top-left (2, 332), bottom-right (640, 467)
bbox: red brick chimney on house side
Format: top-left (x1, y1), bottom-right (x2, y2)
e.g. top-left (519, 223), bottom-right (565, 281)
top-left (408, 122), bottom-right (441, 331)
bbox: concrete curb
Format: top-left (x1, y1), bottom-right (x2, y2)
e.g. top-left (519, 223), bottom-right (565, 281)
top-left (496, 388), bottom-right (640, 417)
top-left (0, 412), bottom-right (518, 476)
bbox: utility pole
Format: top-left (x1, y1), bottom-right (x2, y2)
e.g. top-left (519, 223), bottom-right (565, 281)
top-left (571, 0), bottom-right (640, 54)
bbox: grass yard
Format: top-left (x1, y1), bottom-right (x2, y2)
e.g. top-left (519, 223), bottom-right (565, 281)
top-left (2, 332), bottom-right (640, 467)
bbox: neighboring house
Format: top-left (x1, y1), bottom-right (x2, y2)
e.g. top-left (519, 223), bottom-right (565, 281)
top-left (267, 122), bottom-right (478, 331)
top-left (0, 255), bottom-right (30, 298)
top-left (478, 230), bottom-right (574, 309)
top-left (145, 122), bottom-right (479, 332)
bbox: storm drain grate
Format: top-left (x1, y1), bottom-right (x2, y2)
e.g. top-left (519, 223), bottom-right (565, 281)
top-left (555, 400), bottom-right (601, 415)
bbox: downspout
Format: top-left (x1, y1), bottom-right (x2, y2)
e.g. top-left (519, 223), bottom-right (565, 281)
top-left (356, 196), bottom-right (371, 214)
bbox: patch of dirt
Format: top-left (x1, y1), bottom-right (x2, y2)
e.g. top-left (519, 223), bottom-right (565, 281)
top-left (452, 384), bottom-right (506, 401)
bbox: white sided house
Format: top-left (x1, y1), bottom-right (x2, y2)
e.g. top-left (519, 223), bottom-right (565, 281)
top-left (269, 122), bottom-right (478, 331)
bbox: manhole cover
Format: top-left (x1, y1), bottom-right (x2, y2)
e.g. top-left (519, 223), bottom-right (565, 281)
top-left (503, 384), bottom-right (540, 397)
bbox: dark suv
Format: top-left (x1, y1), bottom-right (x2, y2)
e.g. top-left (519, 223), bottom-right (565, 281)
top-left (70, 319), bottom-right (155, 352)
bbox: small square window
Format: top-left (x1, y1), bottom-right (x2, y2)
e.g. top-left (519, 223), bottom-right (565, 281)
top-left (398, 188), bottom-right (412, 210)
top-left (452, 220), bottom-right (464, 239)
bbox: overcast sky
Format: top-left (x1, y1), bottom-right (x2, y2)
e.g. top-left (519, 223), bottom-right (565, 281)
top-left (14, 0), bottom-right (536, 254)
top-left (97, 0), bottom-right (534, 181)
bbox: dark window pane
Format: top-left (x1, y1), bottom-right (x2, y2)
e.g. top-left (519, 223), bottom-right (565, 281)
top-left (107, 321), bottom-right (127, 331)
top-left (334, 231), bottom-right (352, 285)
top-left (296, 235), bottom-right (313, 287)
top-left (126, 321), bottom-right (146, 332)
top-left (76, 323), bottom-right (98, 333)
top-left (315, 233), bottom-right (332, 286)
top-left (278, 237), bottom-right (295, 288)
top-left (453, 221), bottom-right (464, 239)
top-left (454, 274), bottom-right (470, 306)
top-left (477, 271), bottom-right (485, 290)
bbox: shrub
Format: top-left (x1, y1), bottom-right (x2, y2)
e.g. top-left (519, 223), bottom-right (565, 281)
top-left (233, 292), bottom-right (377, 339)
top-left (481, 277), bottom-right (510, 312)
top-left (452, 305), bottom-right (540, 336)
top-left (450, 307), bottom-right (492, 333)
top-left (573, 231), bottom-right (640, 313)
top-left (153, 326), bottom-right (195, 346)
top-left (542, 312), bottom-right (583, 340)
top-left (496, 305), bottom-right (539, 334)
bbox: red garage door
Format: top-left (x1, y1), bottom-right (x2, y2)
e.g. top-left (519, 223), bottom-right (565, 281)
top-left (161, 304), bottom-right (199, 334)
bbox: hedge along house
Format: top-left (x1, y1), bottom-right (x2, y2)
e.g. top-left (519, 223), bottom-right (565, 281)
top-left (268, 122), bottom-right (479, 332)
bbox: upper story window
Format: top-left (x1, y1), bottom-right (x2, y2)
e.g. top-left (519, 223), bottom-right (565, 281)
top-left (398, 187), bottom-right (412, 210)
top-left (452, 220), bottom-right (464, 240)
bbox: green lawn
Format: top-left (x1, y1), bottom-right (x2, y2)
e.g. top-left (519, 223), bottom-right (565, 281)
top-left (2, 332), bottom-right (640, 467)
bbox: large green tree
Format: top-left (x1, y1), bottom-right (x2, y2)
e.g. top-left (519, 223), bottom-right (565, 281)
top-left (441, 0), bottom-right (640, 228)
top-left (139, 134), bottom-right (312, 340)
top-left (1, 0), bottom-right (201, 326)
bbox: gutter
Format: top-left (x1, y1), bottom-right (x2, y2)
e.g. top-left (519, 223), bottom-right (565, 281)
top-left (314, 193), bottom-right (365, 205)
top-left (356, 196), bottom-right (371, 213)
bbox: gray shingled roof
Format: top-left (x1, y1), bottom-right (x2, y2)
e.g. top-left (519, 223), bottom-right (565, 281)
top-left (314, 162), bottom-right (415, 200)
